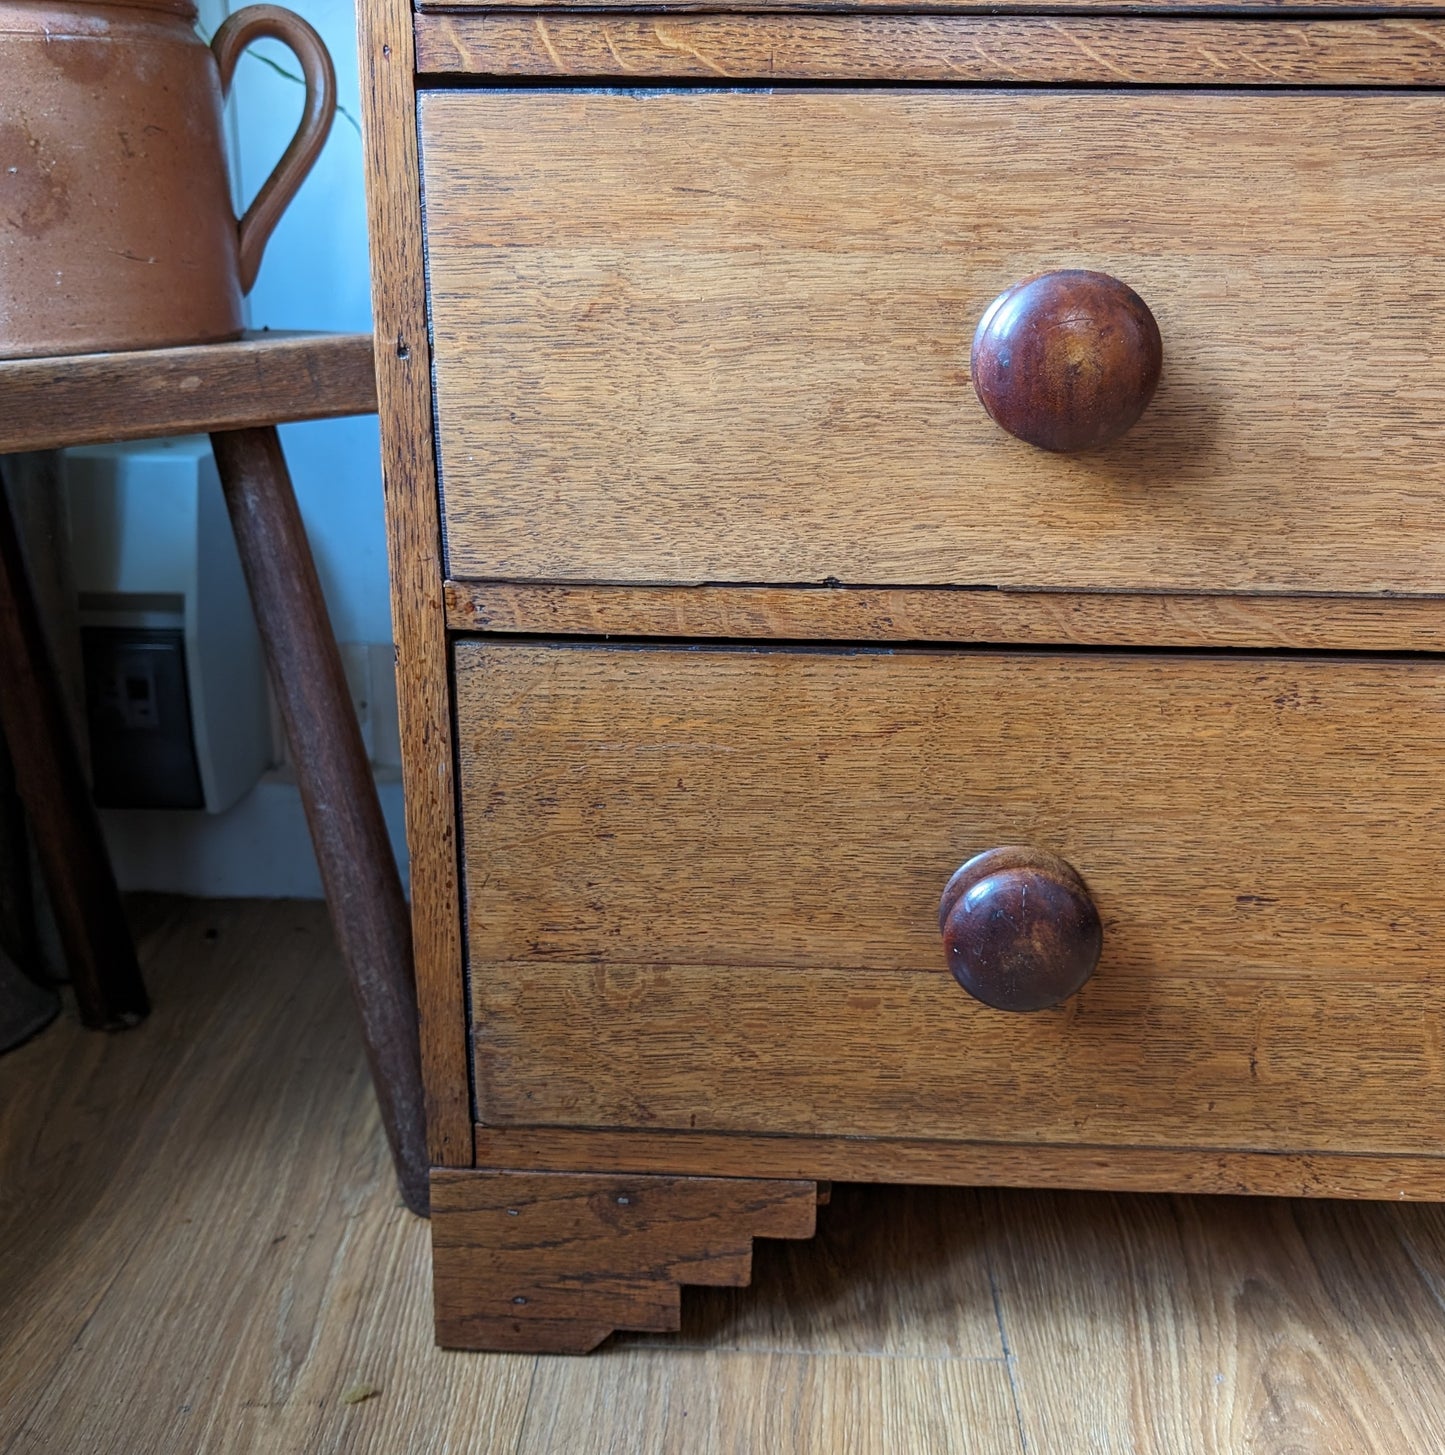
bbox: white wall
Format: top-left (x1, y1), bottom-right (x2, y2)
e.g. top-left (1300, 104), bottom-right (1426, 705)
top-left (95, 0), bottom-right (409, 897)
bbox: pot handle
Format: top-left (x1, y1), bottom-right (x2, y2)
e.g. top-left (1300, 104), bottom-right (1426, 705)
top-left (212, 5), bottom-right (337, 294)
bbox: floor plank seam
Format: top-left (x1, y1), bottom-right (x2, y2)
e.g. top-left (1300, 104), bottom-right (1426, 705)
top-left (981, 1236), bottom-right (1031, 1455)
top-left (0, 1165), bottom-right (159, 1454)
top-left (510, 1352), bottom-right (544, 1454)
top-left (1392, 1221), bottom-right (1445, 1322)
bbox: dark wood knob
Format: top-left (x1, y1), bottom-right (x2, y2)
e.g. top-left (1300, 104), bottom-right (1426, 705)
top-left (970, 270), bottom-right (1163, 453)
top-left (938, 847), bottom-right (1102, 1012)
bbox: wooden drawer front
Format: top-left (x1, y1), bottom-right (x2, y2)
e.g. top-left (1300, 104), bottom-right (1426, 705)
top-left (458, 641), bottom-right (1445, 1154)
top-left (422, 90), bottom-right (1445, 594)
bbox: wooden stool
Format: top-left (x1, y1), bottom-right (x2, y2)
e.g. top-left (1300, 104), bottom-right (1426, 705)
top-left (0, 332), bottom-right (427, 1215)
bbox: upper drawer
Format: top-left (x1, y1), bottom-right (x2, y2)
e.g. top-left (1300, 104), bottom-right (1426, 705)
top-left (421, 90), bottom-right (1445, 594)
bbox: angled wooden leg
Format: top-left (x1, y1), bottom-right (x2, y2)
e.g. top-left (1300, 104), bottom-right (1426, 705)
top-left (0, 458), bottom-right (148, 1029)
top-left (209, 426), bottom-right (428, 1216)
top-left (430, 1169), bottom-right (820, 1352)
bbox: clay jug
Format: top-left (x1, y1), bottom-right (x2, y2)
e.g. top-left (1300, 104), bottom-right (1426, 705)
top-left (0, 0), bottom-right (334, 359)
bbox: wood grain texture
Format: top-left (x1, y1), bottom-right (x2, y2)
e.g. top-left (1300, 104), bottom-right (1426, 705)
top-left (14, 898), bottom-right (1445, 1449)
top-left (455, 642), bottom-right (1445, 982)
top-left (416, 13), bottom-right (1445, 83)
top-left (357, 0), bottom-right (472, 1165)
top-left (445, 581), bottom-right (1445, 653)
top-left (474, 961), bottom-right (1445, 1155)
top-left (518, 1350), bottom-right (1025, 1455)
top-left (985, 1190), bottom-right (1445, 1453)
top-left (431, 1168), bottom-right (818, 1352)
top-left (475, 1128), bottom-right (1445, 1202)
top-left (422, 90), bottom-right (1445, 594)
top-left (210, 426), bottom-right (427, 1215)
top-left (456, 640), bottom-right (1445, 1160)
top-left (0, 332), bottom-right (375, 454)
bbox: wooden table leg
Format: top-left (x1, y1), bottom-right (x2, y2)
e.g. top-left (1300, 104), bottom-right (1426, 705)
top-left (0, 460), bottom-right (148, 1030)
top-left (209, 426), bottom-right (429, 1216)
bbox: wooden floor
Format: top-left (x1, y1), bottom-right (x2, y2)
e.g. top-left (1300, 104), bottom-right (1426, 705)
top-left (5, 900), bottom-right (1445, 1453)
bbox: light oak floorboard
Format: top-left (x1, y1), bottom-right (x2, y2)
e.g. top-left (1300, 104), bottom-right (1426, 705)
top-left (982, 1190), bottom-right (1445, 1454)
top-left (5, 899), bottom-right (1445, 1452)
top-left (518, 1351), bottom-right (1023, 1455)
top-left (0, 900), bottom-right (529, 1455)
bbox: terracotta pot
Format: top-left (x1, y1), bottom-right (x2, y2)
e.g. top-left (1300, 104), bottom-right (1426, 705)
top-left (0, 0), bottom-right (335, 359)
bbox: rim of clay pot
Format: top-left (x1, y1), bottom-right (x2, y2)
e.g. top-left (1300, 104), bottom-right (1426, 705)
top-left (0, 0), bottom-right (200, 28)
top-left (116, 0), bottom-right (200, 15)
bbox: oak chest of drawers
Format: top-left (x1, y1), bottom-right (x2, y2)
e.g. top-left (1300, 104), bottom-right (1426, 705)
top-left (358, 0), bottom-right (1445, 1351)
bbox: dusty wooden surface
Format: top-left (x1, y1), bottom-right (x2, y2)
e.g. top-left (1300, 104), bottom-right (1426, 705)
top-left (358, 0), bottom-right (473, 1167)
top-left (8, 899), bottom-right (1445, 1450)
top-left (416, 14), bottom-right (1445, 83)
top-left (422, 90), bottom-right (1445, 594)
top-left (446, 580), bottom-right (1445, 653)
top-left (0, 332), bottom-right (376, 453)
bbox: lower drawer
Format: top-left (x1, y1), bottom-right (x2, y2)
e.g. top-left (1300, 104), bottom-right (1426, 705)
top-left (456, 640), bottom-right (1445, 1155)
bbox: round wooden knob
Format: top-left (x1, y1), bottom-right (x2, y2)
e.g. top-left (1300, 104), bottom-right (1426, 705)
top-left (970, 270), bottom-right (1163, 452)
top-left (938, 847), bottom-right (1102, 1012)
